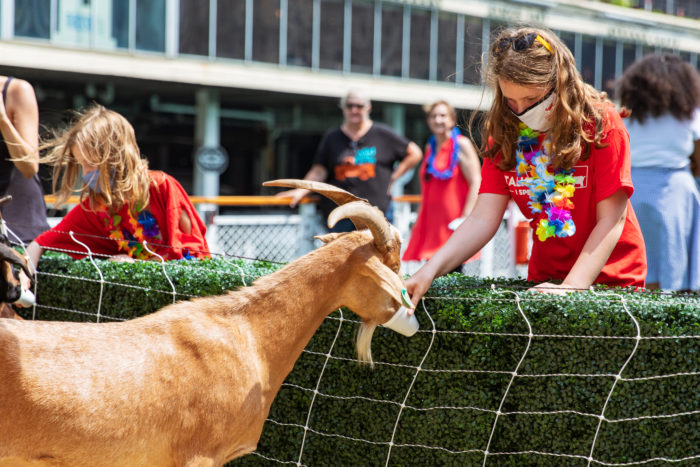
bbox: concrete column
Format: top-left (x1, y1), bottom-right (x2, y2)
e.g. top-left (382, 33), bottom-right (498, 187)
top-left (194, 88), bottom-right (221, 247)
top-left (194, 88), bottom-right (221, 196)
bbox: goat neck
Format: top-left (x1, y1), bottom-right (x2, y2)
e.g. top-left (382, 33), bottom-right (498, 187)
top-left (234, 231), bottom-right (395, 389)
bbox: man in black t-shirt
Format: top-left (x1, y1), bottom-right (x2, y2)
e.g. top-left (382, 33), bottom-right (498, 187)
top-left (277, 90), bottom-right (422, 232)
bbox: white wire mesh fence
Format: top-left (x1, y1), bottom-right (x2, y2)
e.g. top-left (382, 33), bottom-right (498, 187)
top-left (7, 215), bottom-right (699, 466)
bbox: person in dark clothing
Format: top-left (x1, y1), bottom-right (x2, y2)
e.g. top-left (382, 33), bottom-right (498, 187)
top-left (0, 76), bottom-right (48, 244)
top-left (277, 90), bottom-right (422, 232)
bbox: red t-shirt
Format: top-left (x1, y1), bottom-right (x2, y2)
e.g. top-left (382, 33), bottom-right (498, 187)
top-left (479, 107), bottom-right (646, 287)
top-left (36, 171), bottom-right (210, 260)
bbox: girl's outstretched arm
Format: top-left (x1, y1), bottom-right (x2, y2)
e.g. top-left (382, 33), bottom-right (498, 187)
top-left (406, 193), bottom-right (508, 308)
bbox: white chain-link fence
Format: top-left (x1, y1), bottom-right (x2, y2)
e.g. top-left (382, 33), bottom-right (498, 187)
top-left (209, 202), bottom-right (530, 278)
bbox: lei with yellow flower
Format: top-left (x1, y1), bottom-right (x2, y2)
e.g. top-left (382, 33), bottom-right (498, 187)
top-left (515, 124), bottom-right (577, 242)
top-left (103, 204), bottom-right (162, 259)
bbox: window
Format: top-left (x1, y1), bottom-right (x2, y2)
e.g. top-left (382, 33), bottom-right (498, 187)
top-left (437, 12), bottom-right (457, 82)
top-left (380, 4), bottom-right (402, 77)
top-left (320, 0), bottom-right (344, 71)
top-left (462, 16), bottom-right (482, 85)
top-left (350, 0), bottom-right (373, 74)
top-left (409, 8), bottom-right (430, 80)
top-left (253, 0), bottom-right (280, 63)
top-left (112, 1), bottom-right (129, 48)
top-left (652, 0), bottom-right (667, 13)
top-left (136, 0), bottom-right (165, 52)
top-left (559, 31), bottom-right (576, 59)
top-left (622, 42), bottom-right (637, 73)
top-left (580, 35), bottom-right (596, 86)
top-left (287, 0), bottom-right (313, 66)
top-left (675, 0), bottom-right (700, 18)
top-left (179, 0), bottom-right (209, 55)
top-left (217, 0), bottom-right (246, 59)
top-left (15, 0), bottom-right (50, 39)
top-left (601, 40), bottom-right (616, 96)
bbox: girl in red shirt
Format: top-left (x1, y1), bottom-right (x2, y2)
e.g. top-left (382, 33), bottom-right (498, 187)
top-left (19, 105), bottom-right (209, 294)
top-left (406, 26), bottom-right (646, 304)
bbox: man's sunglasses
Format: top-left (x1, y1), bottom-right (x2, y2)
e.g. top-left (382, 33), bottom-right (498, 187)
top-left (495, 33), bottom-right (553, 56)
top-left (344, 103), bottom-right (366, 110)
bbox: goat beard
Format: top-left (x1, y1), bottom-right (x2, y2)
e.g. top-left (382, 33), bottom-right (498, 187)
top-left (356, 322), bottom-right (377, 367)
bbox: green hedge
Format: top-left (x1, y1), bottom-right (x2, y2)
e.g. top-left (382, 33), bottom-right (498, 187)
top-left (27, 254), bottom-right (700, 465)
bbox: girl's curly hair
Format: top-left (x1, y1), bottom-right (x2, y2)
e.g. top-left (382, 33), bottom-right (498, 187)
top-left (38, 104), bottom-right (151, 215)
top-left (617, 53), bottom-right (700, 124)
top-left (471, 26), bottom-right (611, 171)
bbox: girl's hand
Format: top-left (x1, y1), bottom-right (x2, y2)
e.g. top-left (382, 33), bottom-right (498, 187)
top-left (15, 270), bottom-right (33, 308)
top-left (110, 254), bottom-right (135, 263)
top-left (404, 268), bottom-right (435, 311)
top-left (528, 282), bottom-right (578, 295)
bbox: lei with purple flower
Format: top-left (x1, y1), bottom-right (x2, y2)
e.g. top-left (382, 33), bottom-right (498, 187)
top-left (515, 124), bottom-right (577, 242)
top-left (425, 127), bottom-right (461, 180)
top-left (104, 204), bottom-right (162, 259)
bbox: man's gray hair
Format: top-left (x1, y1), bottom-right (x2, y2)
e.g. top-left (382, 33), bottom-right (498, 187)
top-left (340, 89), bottom-right (371, 108)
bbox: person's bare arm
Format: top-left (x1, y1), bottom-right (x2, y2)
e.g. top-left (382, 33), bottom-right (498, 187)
top-left (532, 189), bottom-right (628, 294)
top-left (405, 193), bottom-right (508, 307)
top-left (388, 141), bottom-right (423, 194)
top-left (457, 137), bottom-right (482, 218)
top-left (0, 79), bottom-right (39, 178)
top-left (692, 140), bottom-right (700, 178)
top-left (275, 164), bottom-right (328, 207)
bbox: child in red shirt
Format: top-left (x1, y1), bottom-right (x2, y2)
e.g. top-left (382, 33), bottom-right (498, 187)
top-left (18, 105), bottom-right (209, 297)
top-left (406, 26), bottom-right (646, 304)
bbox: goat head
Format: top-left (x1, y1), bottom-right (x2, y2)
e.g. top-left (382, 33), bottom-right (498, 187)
top-left (263, 179), bottom-right (400, 272)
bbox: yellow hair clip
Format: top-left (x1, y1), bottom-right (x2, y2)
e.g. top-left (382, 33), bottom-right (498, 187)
top-left (535, 34), bottom-right (553, 54)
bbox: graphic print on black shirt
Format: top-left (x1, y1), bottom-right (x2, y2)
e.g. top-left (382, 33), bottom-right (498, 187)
top-left (313, 122), bottom-right (409, 217)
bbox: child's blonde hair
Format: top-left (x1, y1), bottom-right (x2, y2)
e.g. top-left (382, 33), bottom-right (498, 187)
top-left (473, 26), bottom-right (610, 171)
top-left (40, 104), bottom-right (150, 214)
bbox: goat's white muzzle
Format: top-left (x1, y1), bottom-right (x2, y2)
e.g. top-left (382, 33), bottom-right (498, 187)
top-left (14, 288), bottom-right (35, 307)
top-left (382, 306), bottom-right (419, 337)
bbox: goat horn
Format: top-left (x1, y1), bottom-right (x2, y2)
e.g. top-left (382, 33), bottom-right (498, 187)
top-left (264, 179), bottom-right (374, 230)
top-left (0, 195), bottom-right (11, 208)
top-left (263, 179), bottom-right (367, 206)
top-left (328, 201), bottom-right (394, 254)
top-left (0, 243), bottom-right (32, 278)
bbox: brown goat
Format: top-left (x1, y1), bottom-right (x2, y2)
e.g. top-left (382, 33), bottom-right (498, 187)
top-left (0, 180), bottom-right (414, 466)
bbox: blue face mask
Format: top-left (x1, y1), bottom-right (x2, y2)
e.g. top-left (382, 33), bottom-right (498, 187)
top-left (82, 169), bottom-right (101, 193)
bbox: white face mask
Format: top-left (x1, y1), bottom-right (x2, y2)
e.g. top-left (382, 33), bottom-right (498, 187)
top-left (511, 90), bottom-right (555, 132)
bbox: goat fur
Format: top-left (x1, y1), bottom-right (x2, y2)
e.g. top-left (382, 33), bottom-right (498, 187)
top-left (0, 184), bottom-right (407, 466)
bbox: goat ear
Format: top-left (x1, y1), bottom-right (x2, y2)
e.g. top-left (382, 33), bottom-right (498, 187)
top-left (314, 233), bottom-right (346, 244)
top-left (359, 256), bottom-right (405, 307)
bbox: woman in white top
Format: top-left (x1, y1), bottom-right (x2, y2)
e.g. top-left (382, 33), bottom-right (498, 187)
top-left (618, 53), bottom-right (700, 291)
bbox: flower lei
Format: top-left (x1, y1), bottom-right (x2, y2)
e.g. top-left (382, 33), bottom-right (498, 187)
top-left (104, 204), bottom-right (162, 259)
top-left (515, 124), bottom-right (577, 242)
top-left (425, 127), bottom-right (461, 180)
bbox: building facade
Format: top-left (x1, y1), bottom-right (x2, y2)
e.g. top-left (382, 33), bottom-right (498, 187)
top-left (2, 0), bottom-right (700, 209)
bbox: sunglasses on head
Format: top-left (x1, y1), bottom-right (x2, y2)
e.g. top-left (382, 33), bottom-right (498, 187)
top-left (495, 33), bottom-right (553, 56)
